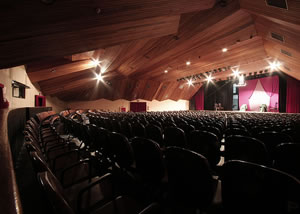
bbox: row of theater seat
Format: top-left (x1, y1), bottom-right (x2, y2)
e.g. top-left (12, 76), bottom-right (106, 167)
top-left (23, 110), bottom-right (300, 214)
top-left (83, 110), bottom-right (300, 179)
top-left (24, 112), bottom-right (160, 214)
top-left (57, 109), bottom-right (299, 214)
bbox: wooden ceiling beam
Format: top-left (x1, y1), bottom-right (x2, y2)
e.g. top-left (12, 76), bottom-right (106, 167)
top-left (27, 59), bottom-right (96, 83)
top-left (64, 51), bottom-right (96, 61)
top-left (42, 77), bottom-right (97, 96)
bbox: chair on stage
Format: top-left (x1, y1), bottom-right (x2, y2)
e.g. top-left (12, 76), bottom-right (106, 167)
top-left (240, 104), bottom-right (247, 112)
top-left (259, 104), bottom-right (268, 112)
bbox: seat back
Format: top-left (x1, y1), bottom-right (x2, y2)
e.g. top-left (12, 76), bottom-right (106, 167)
top-left (37, 171), bottom-right (74, 214)
top-left (89, 125), bottom-right (110, 151)
top-left (145, 124), bottom-right (164, 147)
top-left (225, 135), bottom-right (269, 165)
top-left (177, 124), bottom-right (195, 140)
top-left (164, 127), bottom-right (187, 148)
top-left (188, 130), bottom-right (220, 168)
top-left (29, 151), bottom-right (51, 173)
top-left (120, 121), bottom-right (133, 139)
top-left (131, 137), bottom-right (165, 183)
top-left (274, 143), bottom-right (300, 179)
top-left (221, 160), bottom-right (300, 214)
top-left (202, 126), bottom-right (222, 141)
top-left (132, 122), bottom-right (146, 138)
top-left (164, 147), bottom-right (216, 210)
top-left (255, 131), bottom-right (293, 159)
top-left (225, 128), bottom-right (250, 138)
top-left (107, 132), bottom-right (134, 169)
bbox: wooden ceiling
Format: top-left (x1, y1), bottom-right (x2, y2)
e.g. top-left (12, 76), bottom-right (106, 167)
top-left (1, 0), bottom-right (299, 101)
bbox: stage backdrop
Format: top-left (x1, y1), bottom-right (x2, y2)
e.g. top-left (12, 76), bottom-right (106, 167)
top-left (239, 75), bottom-right (279, 111)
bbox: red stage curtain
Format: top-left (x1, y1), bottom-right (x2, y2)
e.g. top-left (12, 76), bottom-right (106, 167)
top-left (238, 79), bottom-right (258, 110)
top-left (259, 75), bottom-right (279, 111)
top-left (286, 77), bottom-right (300, 113)
top-left (195, 86), bottom-right (204, 110)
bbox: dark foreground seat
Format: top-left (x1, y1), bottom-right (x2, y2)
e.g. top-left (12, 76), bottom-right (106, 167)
top-left (273, 143), bottom-right (300, 180)
top-left (164, 147), bottom-right (218, 213)
top-left (220, 160), bottom-right (300, 214)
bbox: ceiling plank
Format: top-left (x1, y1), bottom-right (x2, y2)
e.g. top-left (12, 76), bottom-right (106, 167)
top-left (240, 0), bottom-right (300, 26)
top-left (255, 16), bottom-right (300, 52)
top-left (263, 39), bottom-right (300, 80)
top-left (152, 36), bottom-right (267, 82)
top-left (0, 15), bottom-right (180, 69)
top-left (0, 0), bottom-right (215, 42)
top-left (130, 7), bottom-right (255, 80)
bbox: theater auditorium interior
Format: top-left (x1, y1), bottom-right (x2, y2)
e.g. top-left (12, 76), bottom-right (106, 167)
top-left (1, 0), bottom-right (300, 214)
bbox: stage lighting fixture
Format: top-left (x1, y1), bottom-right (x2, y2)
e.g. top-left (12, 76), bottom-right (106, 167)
top-left (206, 75), bottom-right (212, 83)
top-left (236, 75), bottom-right (246, 87)
top-left (233, 69), bottom-right (240, 78)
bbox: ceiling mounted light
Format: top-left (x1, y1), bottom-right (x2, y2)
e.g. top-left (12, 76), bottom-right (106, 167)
top-left (164, 70), bottom-right (168, 73)
top-left (268, 61), bottom-right (281, 71)
top-left (222, 48), bottom-right (228, 52)
top-left (187, 79), bottom-right (193, 86)
top-left (186, 61), bottom-right (191, 66)
top-left (91, 59), bottom-right (100, 67)
top-left (206, 75), bottom-right (212, 83)
top-left (95, 73), bottom-right (103, 81)
top-left (233, 69), bottom-right (240, 78)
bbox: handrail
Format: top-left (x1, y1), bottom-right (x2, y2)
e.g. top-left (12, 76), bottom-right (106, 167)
top-left (0, 109), bottom-right (22, 214)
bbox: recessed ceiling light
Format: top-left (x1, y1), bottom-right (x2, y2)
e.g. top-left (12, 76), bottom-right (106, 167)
top-left (186, 61), bottom-right (191, 66)
top-left (222, 48), bottom-right (228, 52)
top-left (164, 70), bottom-right (168, 73)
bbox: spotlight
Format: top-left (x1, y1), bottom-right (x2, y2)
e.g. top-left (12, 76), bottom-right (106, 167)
top-left (186, 61), bottom-right (191, 66)
top-left (95, 73), bottom-right (103, 81)
top-left (233, 69), bottom-right (240, 78)
top-left (164, 70), bottom-right (168, 73)
top-left (91, 59), bottom-right (100, 67)
top-left (269, 61), bottom-right (281, 71)
top-left (206, 75), bottom-right (212, 83)
top-left (222, 48), bottom-right (228, 52)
